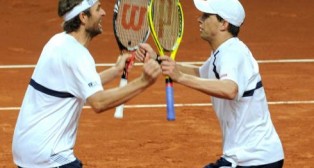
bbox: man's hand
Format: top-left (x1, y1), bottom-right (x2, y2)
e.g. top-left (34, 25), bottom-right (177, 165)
top-left (159, 56), bottom-right (182, 82)
top-left (115, 53), bottom-right (133, 74)
top-left (141, 59), bottom-right (161, 84)
top-left (135, 43), bottom-right (158, 63)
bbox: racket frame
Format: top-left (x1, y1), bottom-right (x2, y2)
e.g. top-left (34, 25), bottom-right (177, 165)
top-left (148, 0), bottom-right (184, 121)
top-left (113, 0), bottom-right (150, 118)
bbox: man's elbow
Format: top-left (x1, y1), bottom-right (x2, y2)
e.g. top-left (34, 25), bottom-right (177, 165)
top-left (223, 80), bottom-right (238, 100)
top-left (225, 90), bottom-right (237, 100)
top-left (92, 105), bottom-right (104, 113)
top-left (87, 101), bottom-right (104, 113)
top-left (224, 87), bottom-right (238, 100)
top-left (87, 96), bottom-right (111, 113)
top-left (86, 91), bottom-right (111, 113)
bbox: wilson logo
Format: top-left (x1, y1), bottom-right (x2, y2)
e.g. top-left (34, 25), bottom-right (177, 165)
top-left (122, 4), bottom-right (147, 31)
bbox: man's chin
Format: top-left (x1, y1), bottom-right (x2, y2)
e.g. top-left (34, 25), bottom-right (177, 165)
top-left (89, 30), bottom-right (102, 39)
top-left (200, 36), bottom-right (207, 41)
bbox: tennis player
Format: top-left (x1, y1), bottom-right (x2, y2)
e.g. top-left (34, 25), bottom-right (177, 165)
top-left (12, 0), bottom-right (161, 167)
top-left (137, 0), bottom-right (284, 167)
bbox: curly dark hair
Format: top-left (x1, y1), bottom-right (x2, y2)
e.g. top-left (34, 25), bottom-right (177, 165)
top-left (58, 0), bottom-right (91, 33)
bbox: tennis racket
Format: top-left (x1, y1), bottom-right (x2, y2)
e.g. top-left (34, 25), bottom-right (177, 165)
top-left (113, 0), bottom-right (150, 119)
top-left (148, 0), bottom-right (184, 121)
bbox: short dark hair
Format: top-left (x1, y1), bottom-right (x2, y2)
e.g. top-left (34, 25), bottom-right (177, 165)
top-left (216, 15), bottom-right (240, 37)
top-left (58, 0), bottom-right (91, 33)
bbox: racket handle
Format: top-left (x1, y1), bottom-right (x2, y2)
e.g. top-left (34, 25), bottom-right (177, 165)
top-left (114, 54), bottom-right (135, 119)
top-left (166, 78), bottom-right (175, 121)
top-left (114, 78), bottom-right (128, 119)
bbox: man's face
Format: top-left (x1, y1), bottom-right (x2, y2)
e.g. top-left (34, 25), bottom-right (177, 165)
top-left (85, 1), bottom-right (106, 38)
top-left (198, 13), bottom-right (221, 42)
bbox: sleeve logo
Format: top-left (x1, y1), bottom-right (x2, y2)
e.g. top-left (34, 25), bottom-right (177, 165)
top-left (88, 81), bottom-right (98, 88)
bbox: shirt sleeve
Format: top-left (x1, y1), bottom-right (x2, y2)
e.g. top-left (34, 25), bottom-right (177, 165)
top-left (67, 51), bottom-right (103, 101)
top-left (218, 50), bottom-right (254, 100)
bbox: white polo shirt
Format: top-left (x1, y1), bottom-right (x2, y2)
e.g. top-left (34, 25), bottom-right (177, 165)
top-left (199, 38), bottom-right (284, 167)
top-left (12, 32), bottom-right (103, 168)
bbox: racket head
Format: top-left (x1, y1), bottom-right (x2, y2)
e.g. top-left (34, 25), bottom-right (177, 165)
top-left (148, 0), bottom-right (184, 59)
top-left (113, 0), bottom-right (150, 52)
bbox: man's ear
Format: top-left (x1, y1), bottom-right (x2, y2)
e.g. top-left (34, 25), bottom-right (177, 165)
top-left (220, 20), bottom-right (229, 31)
top-left (79, 12), bottom-right (88, 25)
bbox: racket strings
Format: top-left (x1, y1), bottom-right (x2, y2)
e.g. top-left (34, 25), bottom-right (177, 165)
top-left (152, 0), bottom-right (180, 51)
top-left (115, 0), bottom-right (149, 50)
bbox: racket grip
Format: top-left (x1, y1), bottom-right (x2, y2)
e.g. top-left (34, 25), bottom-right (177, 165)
top-left (114, 78), bottom-right (128, 119)
top-left (166, 78), bottom-right (175, 121)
